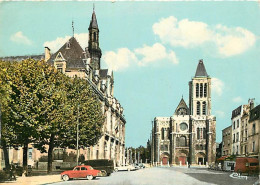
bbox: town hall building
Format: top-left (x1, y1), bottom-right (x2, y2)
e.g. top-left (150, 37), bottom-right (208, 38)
top-left (151, 60), bottom-right (216, 166)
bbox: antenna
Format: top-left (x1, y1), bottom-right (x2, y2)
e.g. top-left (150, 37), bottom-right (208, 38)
top-left (72, 20), bottom-right (74, 37)
top-left (93, 3), bottom-right (95, 12)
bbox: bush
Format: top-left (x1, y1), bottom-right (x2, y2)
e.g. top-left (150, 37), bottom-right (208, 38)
top-left (0, 170), bottom-right (9, 181)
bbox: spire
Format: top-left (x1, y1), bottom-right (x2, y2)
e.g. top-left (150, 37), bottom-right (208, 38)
top-left (89, 6), bottom-right (98, 29)
top-left (195, 59), bottom-right (208, 77)
top-left (72, 20), bottom-right (74, 37)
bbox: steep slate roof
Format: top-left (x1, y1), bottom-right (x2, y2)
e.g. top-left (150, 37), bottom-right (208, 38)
top-left (173, 97), bottom-right (190, 115)
top-left (231, 105), bottom-right (242, 119)
top-left (48, 37), bottom-right (86, 69)
top-left (249, 104), bottom-right (260, 122)
top-left (195, 59), bottom-right (208, 77)
top-left (89, 11), bottom-right (98, 29)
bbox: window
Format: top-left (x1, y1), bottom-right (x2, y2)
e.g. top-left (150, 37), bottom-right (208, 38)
top-left (233, 121), bottom-right (235, 130)
top-left (94, 32), bottom-right (97, 41)
top-left (179, 136), bottom-right (187, 147)
top-left (196, 83), bottom-right (199, 98)
top-left (197, 128), bottom-right (200, 139)
top-left (75, 167), bottom-right (80, 171)
top-left (203, 128), bottom-right (206, 139)
top-left (202, 102), bottom-right (206, 115)
top-left (236, 146), bottom-right (238, 155)
top-left (236, 132), bottom-right (239, 142)
top-left (245, 145), bottom-right (247, 154)
top-left (57, 68), bottom-right (63, 73)
top-left (245, 130), bottom-right (247, 141)
top-left (161, 128), bottom-right (164, 140)
top-left (81, 167), bottom-right (87, 170)
top-left (204, 83), bottom-right (207, 97)
top-left (233, 134), bottom-right (235, 143)
top-left (241, 146), bottom-right (243, 154)
top-left (252, 124), bottom-right (256, 135)
top-left (200, 83), bottom-right (203, 97)
top-left (197, 101), bottom-right (201, 115)
top-left (237, 120), bottom-right (239, 128)
top-left (252, 142), bottom-right (255, 152)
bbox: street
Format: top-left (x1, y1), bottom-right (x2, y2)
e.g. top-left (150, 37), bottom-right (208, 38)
top-left (49, 167), bottom-right (259, 185)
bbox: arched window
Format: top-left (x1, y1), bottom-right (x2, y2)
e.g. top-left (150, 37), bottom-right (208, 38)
top-left (197, 128), bottom-right (200, 139)
top-left (204, 83), bottom-right (207, 97)
top-left (202, 101), bottom-right (206, 115)
top-left (179, 136), bottom-right (186, 147)
top-left (161, 128), bottom-right (164, 140)
top-left (200, 83), bottom-right (203, 97)
top-left (203, 128), bottom-right (206, 139)
top-left (196, 83), bottom-right (199, 98)
top-left (94, 32), bottom-right (97, 41)
top-left (197, 101), bottom-right (201, 115)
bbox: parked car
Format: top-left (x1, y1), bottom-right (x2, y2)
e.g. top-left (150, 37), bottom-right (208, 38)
top-left (83, 159), bottom-right (114, 176)
top-left (235, 157), bottom-right (259, 175)
top-left (114, 165), bottom-right (136, 172)
top-left (61, 165), bottom-right (101, 181)
top-left (138, 163), bottom-right (145, 169)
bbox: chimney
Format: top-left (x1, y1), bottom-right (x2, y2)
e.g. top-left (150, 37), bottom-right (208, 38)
top-left (44, 47), bottom-right (51, 62)
top-left (249, 98), bottom-right (255, 110)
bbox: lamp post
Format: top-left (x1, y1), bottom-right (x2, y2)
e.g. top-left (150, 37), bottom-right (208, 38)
top-left (76, 104), bottom-right (79, 166)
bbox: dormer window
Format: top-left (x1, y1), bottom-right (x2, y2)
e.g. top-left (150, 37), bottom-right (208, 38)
top-left (66, 41), bottom-right (71, 49)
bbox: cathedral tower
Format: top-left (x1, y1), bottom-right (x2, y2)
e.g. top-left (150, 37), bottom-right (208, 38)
top-left (189, 59), bottom-right (212, 117)
top-left (88, 9), bottom-right (102, 70)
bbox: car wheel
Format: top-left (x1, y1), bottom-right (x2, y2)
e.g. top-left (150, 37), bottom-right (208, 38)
top-left (114, 168), bottom-right (118, 172)
top-left (62, 175), bottom-right (70, 181)
top-left (87, 175), bottom-right (93, 180)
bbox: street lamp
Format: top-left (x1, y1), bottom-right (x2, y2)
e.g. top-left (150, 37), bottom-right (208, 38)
top-left (76, 104), bottom-right (79, 165)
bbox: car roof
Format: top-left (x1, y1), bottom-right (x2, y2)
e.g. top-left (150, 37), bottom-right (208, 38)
top-left (75, 165), bottom-right (91, 168)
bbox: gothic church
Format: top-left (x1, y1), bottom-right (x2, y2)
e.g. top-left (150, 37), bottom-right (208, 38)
top-left (151, 60), bottom-right (216, 166)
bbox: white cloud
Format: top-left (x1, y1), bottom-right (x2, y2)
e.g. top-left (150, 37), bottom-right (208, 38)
top-left (134, 43), bottom-right (178, 66)
top-left (214, 25), bottom-right (256, 57)
top-left (10, 31), bottom-right (32, 45)
top-left (153, 16), bottom-right (211, 48)
top-left (211, 78), bottom-right (224, 96)
top-left (43, 33), bottom-right (88, 52)
top-left (232, 96), bottom-right (243, 103)
top-left (103, 48), bottom-right (137, 72)
top-left (215, 110), bottom-right (225, 118)
top-left (103, 43), bottom-right (179, 71)
top-left (153, 16), bottom-right (256, 57)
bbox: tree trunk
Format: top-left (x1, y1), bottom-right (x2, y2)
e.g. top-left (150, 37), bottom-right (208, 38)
top-left (23, 143), bottom-right (28, 172)
top-left (2, 139), bottom-right (10, 170)
top-left (47, 133), bottom-right (55, 173)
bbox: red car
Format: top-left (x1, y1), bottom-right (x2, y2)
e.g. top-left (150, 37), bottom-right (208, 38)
top-left (61, 165), bottom-right (101, 181)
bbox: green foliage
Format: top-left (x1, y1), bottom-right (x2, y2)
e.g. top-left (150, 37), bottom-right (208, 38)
top-left (0, 59), bottom-right (105, 164)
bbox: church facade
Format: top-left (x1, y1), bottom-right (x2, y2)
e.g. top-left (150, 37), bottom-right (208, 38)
top-left (151, 60), bottom-right (216, 166)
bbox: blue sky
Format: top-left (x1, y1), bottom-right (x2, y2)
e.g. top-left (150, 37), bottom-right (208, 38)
top-left (0, 1), bottom-right (259, 147)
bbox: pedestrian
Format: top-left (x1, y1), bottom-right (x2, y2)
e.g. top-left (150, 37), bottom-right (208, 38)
top-left (9, 164), bottom-right (16, 181)
top-left (188, 163), bottom-right (190, 168)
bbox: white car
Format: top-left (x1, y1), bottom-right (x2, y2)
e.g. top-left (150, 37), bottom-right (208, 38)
top-left (114, 165), bottom-right (136, 172)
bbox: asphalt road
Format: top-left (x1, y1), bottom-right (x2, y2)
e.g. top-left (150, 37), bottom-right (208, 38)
top-left (48, 167), bottom-right (259, 185)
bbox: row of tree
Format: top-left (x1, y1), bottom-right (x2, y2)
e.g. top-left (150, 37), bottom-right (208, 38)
top-left (127, 141), bottom-right (151, 164)
top-left (0, 59), bottom-right (104, 173)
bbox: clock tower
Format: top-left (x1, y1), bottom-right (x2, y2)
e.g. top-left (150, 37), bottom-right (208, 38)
top-left (88, 9), bottom-right (102, 70)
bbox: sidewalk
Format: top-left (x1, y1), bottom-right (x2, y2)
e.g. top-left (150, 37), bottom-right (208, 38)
top-left (0, 175), bottom-right (62, 185)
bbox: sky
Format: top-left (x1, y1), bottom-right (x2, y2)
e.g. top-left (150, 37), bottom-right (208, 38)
top-left (0, 1), bottom-right (259, 148)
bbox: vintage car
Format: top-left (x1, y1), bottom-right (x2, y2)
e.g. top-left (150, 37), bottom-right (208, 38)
top-left (114, 165), bottom-right (136, 172)
top-left (61, 165), bottom-right (101, 181)
top-left (83, 159), bottom-right (114, 176)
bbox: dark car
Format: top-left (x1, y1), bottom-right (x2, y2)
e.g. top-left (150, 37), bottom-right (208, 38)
top-left (61, 165), bottom-right (101, 181)
top-left (83, 159), bottom-right (114, 176)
